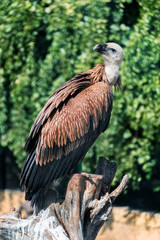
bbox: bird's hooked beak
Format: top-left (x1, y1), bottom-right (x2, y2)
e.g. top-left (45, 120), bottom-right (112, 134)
top-left (93, 44), bottom-right (107, 54)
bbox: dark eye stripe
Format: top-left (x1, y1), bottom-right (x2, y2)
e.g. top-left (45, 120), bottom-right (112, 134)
top-left (109, 48), bottom-right (116, 53)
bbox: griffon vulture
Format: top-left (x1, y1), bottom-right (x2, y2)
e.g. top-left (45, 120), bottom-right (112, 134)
top-left (20, 42), bottom-right (123, 210)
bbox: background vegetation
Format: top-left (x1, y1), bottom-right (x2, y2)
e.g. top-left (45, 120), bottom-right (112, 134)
top-left (0, 0), bottom-right (160, 209)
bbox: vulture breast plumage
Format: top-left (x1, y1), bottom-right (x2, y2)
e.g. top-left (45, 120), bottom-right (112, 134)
top-left (20, 42), bottom-right (123, 210)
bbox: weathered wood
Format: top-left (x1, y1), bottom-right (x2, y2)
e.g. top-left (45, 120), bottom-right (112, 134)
top-left (0, 157), bottom-right (129, 240)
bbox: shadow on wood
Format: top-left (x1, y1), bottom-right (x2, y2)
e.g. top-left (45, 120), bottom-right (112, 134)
top-left (0, 157), bottom-right (129, 240)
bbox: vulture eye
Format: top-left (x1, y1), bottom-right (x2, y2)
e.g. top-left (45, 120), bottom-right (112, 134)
top-left (109, 48), bottom-right (117, 53)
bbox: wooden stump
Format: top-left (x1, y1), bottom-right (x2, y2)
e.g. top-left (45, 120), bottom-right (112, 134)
top-left (0, 157), bottom-right (129, 240)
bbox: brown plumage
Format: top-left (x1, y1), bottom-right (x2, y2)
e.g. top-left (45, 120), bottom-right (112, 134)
top-left (20, 42), bottom-right (123, 210)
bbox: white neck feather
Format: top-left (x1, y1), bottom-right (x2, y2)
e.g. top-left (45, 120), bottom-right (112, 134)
top-left (105, 62), bottom-right (119, 85)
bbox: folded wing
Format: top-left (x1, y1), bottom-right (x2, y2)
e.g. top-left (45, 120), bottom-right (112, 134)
top-left (20, 73), bottom-right (112, 198)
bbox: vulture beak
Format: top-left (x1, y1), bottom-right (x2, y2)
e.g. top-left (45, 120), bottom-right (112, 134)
top-left (93, 44), bottom-right (107, 54)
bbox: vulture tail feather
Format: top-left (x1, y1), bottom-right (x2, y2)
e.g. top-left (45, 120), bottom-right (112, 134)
top-left (20, 150), bottom-right (36, 186)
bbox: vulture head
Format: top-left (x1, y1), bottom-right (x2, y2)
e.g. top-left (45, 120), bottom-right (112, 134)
top-left (93, 42), bottom-right (123, 86)
top-left (93, 42), bottom-right (123, 66)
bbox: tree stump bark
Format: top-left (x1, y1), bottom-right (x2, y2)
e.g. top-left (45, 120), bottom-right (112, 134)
top-left (0, 157), bottom-right (129, 240)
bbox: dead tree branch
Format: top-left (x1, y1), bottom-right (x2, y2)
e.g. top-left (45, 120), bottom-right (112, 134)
top-left (0, 157), bottom-right (129, 240)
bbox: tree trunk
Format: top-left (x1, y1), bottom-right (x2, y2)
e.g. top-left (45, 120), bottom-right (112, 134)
top-left (0, 157), bottom-right (128, 240)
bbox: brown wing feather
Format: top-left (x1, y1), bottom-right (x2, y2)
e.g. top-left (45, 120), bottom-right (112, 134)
top-left (25, 65), bottom-right (106, 152)
top-left (25, 70), bottom-right (92, 152)
top-left (36, 82), bottom-right (111, 165)
top-left (24, 65), bottom-right (112, 167)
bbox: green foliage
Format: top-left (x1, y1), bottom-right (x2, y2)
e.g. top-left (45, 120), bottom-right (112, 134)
top-left (0, 0), bottom-right (159, 195)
